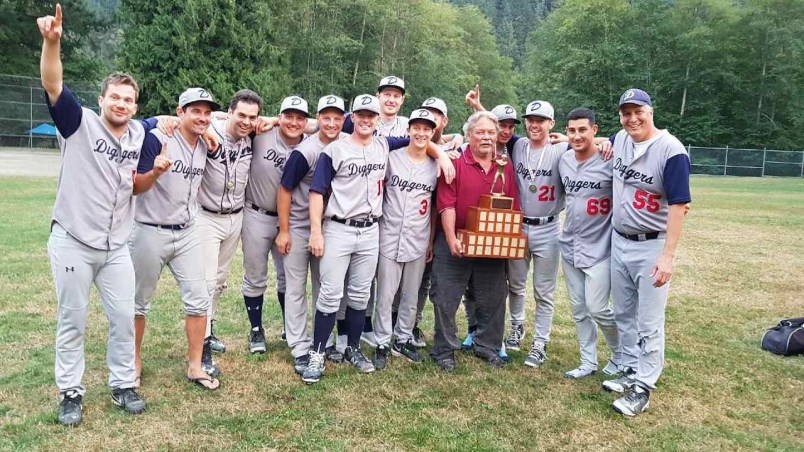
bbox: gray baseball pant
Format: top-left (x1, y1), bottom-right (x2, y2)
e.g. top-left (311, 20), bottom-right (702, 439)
top-left (283, 231), bottom-right (320, 358)
top-left (130, 222), bottom-right (209, 317)
top-left (374, 254), bottom-right (428, 346)
top-left (610, 231), bottom-right (669, 390)
top-left (562, 257), bottom-right (620, 369)
top-left (48, 223), bottom-right (136, 395)
top-left (197, 209), bottom-right (243, 336)
top-left (242, 207), bottom-right (286, 297)
top-left (316, 220), bottom-right (379, 313)
top-left (518, 222), bottom-right (561, 345)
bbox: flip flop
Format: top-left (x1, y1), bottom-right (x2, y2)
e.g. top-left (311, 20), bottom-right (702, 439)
top-left (186, 376), bottom-right (220, 391)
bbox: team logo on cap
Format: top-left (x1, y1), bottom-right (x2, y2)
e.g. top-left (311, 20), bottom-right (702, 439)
top-left (291, 97), bottom-right (302, 106)
top-left (325, 96), bottom-right (337, 105)
top-left (197, 89), bottom-right (210, 98)
top-left (361, 96), bottom-right (373, 105)
top-left (424, 98), bottom-right (436, 106)
top-left (504, 106), bottom-right (514, 114)
top-left (530, 102), bottom-right (542, 112)
top-left (623, 90), bottom-right (635, 101)
top-left (415, 110), bottom-right (430, 118)
top-left (386, 76), bottom-right (398, 84)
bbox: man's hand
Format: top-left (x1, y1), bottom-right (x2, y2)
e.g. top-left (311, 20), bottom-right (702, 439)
top-left (156, 116), bottom-right (179, 137)
top-left (650, 253), bottom-right (674, 287)
top-left (275, 231), bottom-right (291, 256)
top-left (426, 245), bottom-right (434, 263)
top-left (203, 129), bottom-right (219, 151)
top-left (153, 142), bottom-right (173, 176)
top-left (448, 236), bottom-right (463, 257)
top-left (254, 116), bottom-right (278, 135)
top-left (549, 132), bottom-right (568, 144)
top-left (448, 134), bottom-right (464, 151)
top-left (37, 4), bottom-right (63, 42)
top-left (597, 140), bottom-right (613, 161)
top-left (309, 231), bottom-right (325, 257)
top-left (465, 85), bottom-right (482, 111)
top-left (446, 150), bottom-right (461, 160)
top-left (437, 154), bottom-right (456, 184)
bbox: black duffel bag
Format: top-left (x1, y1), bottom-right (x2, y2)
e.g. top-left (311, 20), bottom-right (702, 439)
top-left (761, 317), bottom-right (804, 356)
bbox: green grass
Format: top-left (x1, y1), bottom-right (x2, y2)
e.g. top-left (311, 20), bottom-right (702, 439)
top-left (0, 175), bottom-right (802, 451)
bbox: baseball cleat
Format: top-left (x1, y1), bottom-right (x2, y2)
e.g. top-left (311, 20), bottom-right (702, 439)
top-left (435, 353), bottom-right (457, 372)
top-left (249, 327), bottom-right (267, 354)
top-left (613, 386), bottom-right (650, 417)
top-left (391, 340), bottom-right (423, 363)
top-left (58, 390), bottom-right (83, 426)
top-left (564, 366), bottom-right (597, 380)
top-left (411, 326), bottom-right (427, 348)
top-left (505, 324), bottom-right (524, 351)
top-left (202, 339), bottom-right (222, 377)
top-left (302, 351), bottom-right (325, 384)
top-left (373, 345), bottom-right (390, 371)
top-left (111, 387), bottom-right (146, 415)
top-left (294, 354), bottom-right (310, 376)
top-left (325, 346), bottom-right (344, 363)
top-left (602, 369), bottom-right (636, 393)
top-left (208, 333), bottom-right (226, 353)
top-left (524, 341), bottom-right (547, 368)
top-left (344, 346), bottom-right (375, 373)
top-left (601, 359), bottom-right (620, 376)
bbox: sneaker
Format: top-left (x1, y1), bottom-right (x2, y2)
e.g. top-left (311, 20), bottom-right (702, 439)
top-left (601, 359), bottom-right (620, 376)
top-left (294, 354), bottom-right (310, 375)
top-left (111, 387), bottom-right (146, 414)
top-left (411, 326), bottom-right (427, 348)
top-left (461, 331), bottom-right (475, 351)
top-left (373, 345), bottom-right (390, 371)
top-left (249, 327), bottom-right (267, 354)
top-left (344, 346), bottom-right (375, 373)
top-left (58, 390), bottom-right (83, 426)
top-left (564, 366), bottom-right (597, 380)
top-left (435, 353), bottom-right (457, 372)
top-left (391, 340), bottom-right (424, 363)
top-left (613, 385), bottom-right (650, 416)
top-left (202, 339), bottom-right (222, 377)
top-left (474, 346), bottom-right (506, 369)
top-left (524, 341), bottom-right (547, 368)
top-left (208, 333), bottom-right (226, 353)
top-left (360, 331), bottom-right (378, 348)
top-left (602, 368), bottom-right (636, 393)
top-left (301, 351), bottom-right (325, 384)
top-left (325, 346), bottom-right (344, 363)
top-left (505, 324), bottom-right (525, 351)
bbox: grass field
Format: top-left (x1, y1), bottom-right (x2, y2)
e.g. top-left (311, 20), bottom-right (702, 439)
top-left (1, 176), bottom-right (802, 451)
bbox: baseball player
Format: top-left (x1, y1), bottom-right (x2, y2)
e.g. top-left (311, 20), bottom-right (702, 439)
top-left (301, 95), bottom-right (453, 384)
top-left (557, 108), bottom-right (620, 380)
top-left (196, 89), bottom-right (261, 372)
top-left (342, 75), bottom-right (409, 137)
top-left (276, 95), bottom-right (348, 375)
top-left (38, 4), bottom-right (150, 425)
top-left (373, 108), bottom-right (440, 369)
top-left (241, 96), bottom-right (308, 353)
top-left (604, 89), bottom-right (691, 417)
top-left (131, 88), bottom-right (221, 391)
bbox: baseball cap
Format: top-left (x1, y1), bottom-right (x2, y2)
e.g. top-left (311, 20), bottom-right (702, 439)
top-left (523, 101), bottom-right (555, 120)
top-left (178, 88), bottom-right (220, 110)
top-left (351, 94), bottom-right (381, 115)
top-left (317, 95), bottom-right (345, 114)
top-left (491, 104), bottom-right (520, 124)
top-left (378, 75), bottom-right (405, 94)
top-left (408, 108), bottom-right (437, 128)
top-left (421, 97), bottom-right (448, 117)
top-left (279, 96), bottom-right (310, 117)
top-left (618, 88), bottom-right (652, 108)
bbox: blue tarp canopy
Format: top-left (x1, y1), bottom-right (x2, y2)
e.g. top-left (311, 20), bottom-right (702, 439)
top-left (27, 123), bottom-right (57, 137)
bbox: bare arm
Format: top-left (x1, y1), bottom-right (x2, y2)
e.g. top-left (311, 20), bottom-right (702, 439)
top-left (38, 4), bottom-right (64, 104)
top-left (651, 203), bottom-right (688, 287)
top-left (426, 142), bottom-right (455, 184)
top-left (309, 192), bottom-right (325, 257)
top-left (275, 187), bottom-right (293, 255)
top-left (465, 85), bottom-right (485, 112)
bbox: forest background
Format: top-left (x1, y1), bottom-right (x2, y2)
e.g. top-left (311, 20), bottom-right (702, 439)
top-left (2, 0), bottom-right (803, 150)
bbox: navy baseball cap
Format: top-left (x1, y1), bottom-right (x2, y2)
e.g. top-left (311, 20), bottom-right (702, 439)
top-left (618, 89), bottom-right (652, 108)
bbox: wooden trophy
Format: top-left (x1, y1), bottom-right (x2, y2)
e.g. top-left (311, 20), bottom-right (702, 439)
top-left (456, 156), bottom-right (527, 259)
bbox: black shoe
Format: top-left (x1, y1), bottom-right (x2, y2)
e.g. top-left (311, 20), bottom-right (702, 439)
top-left (202, 339), bottom-right (222, 377)
top-left (325, 346), bottom-right (344, 363)
top-left (391, 340), bottom-right (424, 363)
top-left (344, 346), bottom-right (375, 373)
top-left (249, 327), bottom-right (267, 354)
top-left (474, 346), bottom-right (506, 369)
top-left (294, 354), bottom-right (310, 375)
top-left (435, 354), bottom-right (457, 372)
top-left (208, 333), bottom-right (226, 353)
top-left (58, 390), bottom-right (83, 426)
top-left (411, 326), bottom-right (427, 348)
top-left (111, 387), bottom-right (146, 414)
top-left (373, 345), bottom-right (390, 371)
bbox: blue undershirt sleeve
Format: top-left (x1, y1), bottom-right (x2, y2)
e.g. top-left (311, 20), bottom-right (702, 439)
top-left (386, 137), bottom-right (410, 151)
top-left (281, 150), bottom-right (311, 190)
top-left (138, 117), bottom-right (158, 132)
top-left (342, 114), bottom-right (354, 134)
top-left (609, 134), bottom-right (616, 146)
top-left (45, 85), bottom-right (83, 139)
top-left (663, 154), bottom-right (692, 205)
top-left (137, 133), bottom-right (162, 174)
top-left (310, 153), bottom-right (336, 194)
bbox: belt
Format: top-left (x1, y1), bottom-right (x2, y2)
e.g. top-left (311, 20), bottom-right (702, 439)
top-left (249, 202), bottom-right (278, 217)
top-left (330, 216), bottom-right (378, 228)
top-left (615, 229), bottom-right (662, 241)
top-left (202, 206), bottom-right (243, 215)
top-left (523, 215), bottom-right (556, 226)
top-left (141, 222), bottom-right (189, 230)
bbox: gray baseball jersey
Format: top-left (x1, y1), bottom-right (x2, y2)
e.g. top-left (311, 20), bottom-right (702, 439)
top-left (558, 152), bottom-right (613, 269)
top-left (248, 128), bottom-right (303, 212)
top-left (377, 116), bottom-right (409, 138)
top-left (135, 129), bottom-right (207, 225)
top-left (611, 130), bottom-right (689, 234)
top-left (197, 118), bottom-right (253, 212)
top-left (49, 87), bottom-right (147, 250)
top-left (379, 150), bottom-right (438, 262)
top-left (511, 140), bottom-right (567, 218)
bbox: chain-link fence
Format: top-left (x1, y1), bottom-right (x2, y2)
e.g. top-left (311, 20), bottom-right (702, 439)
top-left (0, 74), bottom-right (98, 148)
top-left (689, 146), bottom-right (804, 178)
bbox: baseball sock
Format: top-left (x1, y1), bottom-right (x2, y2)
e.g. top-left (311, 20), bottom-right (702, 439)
top-left (277, 291), bottom-right (286, 323)
top-left (363, 315), bottom-right (373, 333)
top-left (337, 319), bottom-right (348, 337)
top-left (391, 311), bottom-right (398, 330)
top-left (244, 295), bottom-right (264, 330)
top-left (345, 307), bottom-right (367, 349)
top-left (312, 310), bottom-right (337, 353)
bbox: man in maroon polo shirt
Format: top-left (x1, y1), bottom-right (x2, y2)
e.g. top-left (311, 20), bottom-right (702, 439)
top-left (431, 111), bottom-right (519, 371)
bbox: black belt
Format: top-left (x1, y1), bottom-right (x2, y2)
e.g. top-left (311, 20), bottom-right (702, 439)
top-left (249, 203), bottom-right (278, 217)
top-left (202, 206), bottom-right (243, 215)
top-left (330, 217), bottom-right (378, 228)
top-left (615, 229), bottom-right (662, 242)
top-left (141, 222), bottom-right (189, 230)
top-left (523, 215), bottom-right (556, 226)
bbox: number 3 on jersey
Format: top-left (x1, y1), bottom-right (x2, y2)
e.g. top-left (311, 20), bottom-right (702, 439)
top-left (419, 199), bottom-right (429, 216)
top-left (633, 189), bottom-right (661, 213)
